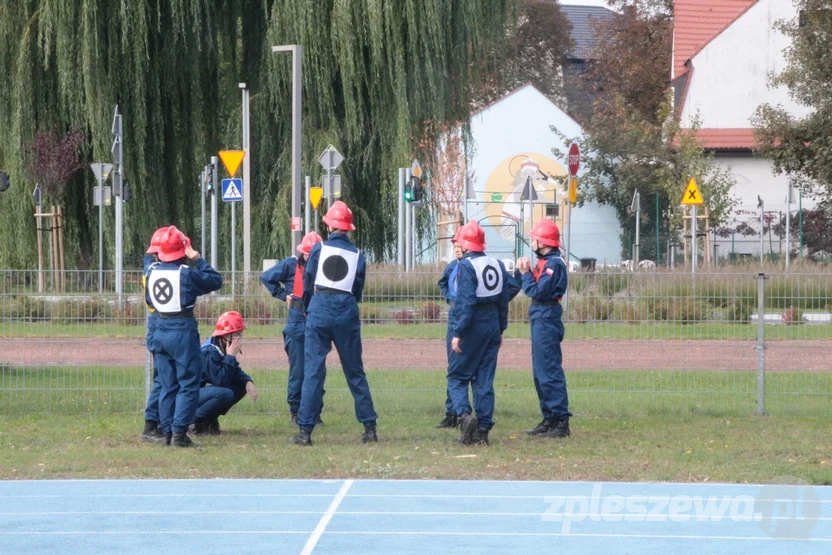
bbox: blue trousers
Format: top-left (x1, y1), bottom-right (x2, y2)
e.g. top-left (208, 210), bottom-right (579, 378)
top-left (143, 327), bottom-right (162, 422)
top-left (445, 323), bottom-right (475, 415)
top-left (530, 309), bottom-right (571, 419)
top-left (298, 295), bottom-right (377, 431)
top-left (284, 308), bottom-right (326, 415)
top-left (152, 320), bottom-right (202, 434)
top-left (447, 310), bottom-right (501, 430)
top-left (195, 381), bottom-right (247, 421)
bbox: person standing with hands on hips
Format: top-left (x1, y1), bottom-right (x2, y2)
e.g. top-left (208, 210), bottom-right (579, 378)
top-left (516, 219), bottom-right (571, 438)
top-left (260, 231), bottom-right (325, 426)
top-left (145, 226), bottom-right (222, 447)
top-left (291, 200), bottom-right (378, 446)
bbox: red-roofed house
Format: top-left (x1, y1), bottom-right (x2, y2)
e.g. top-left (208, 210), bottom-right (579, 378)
top-left (671, 0), bottom-right (814, 254)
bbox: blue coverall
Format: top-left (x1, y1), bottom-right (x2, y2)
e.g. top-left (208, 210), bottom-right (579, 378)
top-left (446, 253), bottom-right (516, 431)
top-left (260, 256), bottom-right (324, 416)
top-left (297, 232), bottom-right (378, 432)
top-left (437, 261), bottom-right (460, 416)
top-left (520, 251), bottom-right (571, 420)
top-left (145, 258), bottom-right (222, 434)
top-left (195, 337), bottom-right (252, 421)
top-left (142, 255), bottom-right (162, 424)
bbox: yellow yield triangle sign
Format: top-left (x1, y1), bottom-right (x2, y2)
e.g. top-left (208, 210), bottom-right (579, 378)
top-left (219, 150), bottom-right (246, 177)
top-left (310, 186), bottom-right (323, 210)
top-left (682, 178), bottom-right (704, 205)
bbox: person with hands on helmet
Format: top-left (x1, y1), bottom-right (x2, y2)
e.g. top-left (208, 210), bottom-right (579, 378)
top-left (435, 228), bottom-right (464, 429)
top-left (260, 231), bottom-right (325, 426)
top-left (291, 200), bottom-right (379, 446)
top-left (192, 311), bottom-right (258, 435)
top-left (145, 226), bottom-right (222, 447)
top-left (447, 220), bottom-right (514, 445)
top-left (516, 218), bottom-right (571, 438)
top-left (140, 226), bottom-right (170, 443)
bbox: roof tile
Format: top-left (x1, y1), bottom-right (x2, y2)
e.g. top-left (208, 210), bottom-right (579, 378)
top-left (681, 128), bottom-right (757, 150)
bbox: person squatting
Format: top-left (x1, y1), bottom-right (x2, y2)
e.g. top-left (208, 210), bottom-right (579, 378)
top-left (139, 207), bottom-right (571, 447)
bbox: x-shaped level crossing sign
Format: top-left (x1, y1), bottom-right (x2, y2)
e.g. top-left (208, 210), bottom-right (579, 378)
top-left (681, 178), bottom-right (704, 206)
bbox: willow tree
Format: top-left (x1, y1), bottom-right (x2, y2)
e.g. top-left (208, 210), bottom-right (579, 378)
top-left (0, 0), bottom-right (509, 270)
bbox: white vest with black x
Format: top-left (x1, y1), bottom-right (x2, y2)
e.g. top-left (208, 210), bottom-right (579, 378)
top-left (147, 265), bottom-right (186, 314)
top-left (315, 244), bottom-right (359, 293)
top-left (468, 255), bottom-right (504, 298)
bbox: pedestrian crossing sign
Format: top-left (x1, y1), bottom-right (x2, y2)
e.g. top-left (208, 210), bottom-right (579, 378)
top-left (222, 178), bottom-right (243, 202)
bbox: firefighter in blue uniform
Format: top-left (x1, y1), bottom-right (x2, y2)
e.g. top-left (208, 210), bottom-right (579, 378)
top-left (291, 201), bottom-right (378, 446)
top-left (260, 231), bottom-right (324, 425)
top-left (140, 227), bottom-right (169, 443)
top-left (145, 226), bottom-right (222, 447)
top-left (516, 219), bottom-right (571, 438)
top-left (448, 220), bottom-right (515, 445)
top-left (192, 311), bottom-right (258, 434)
top-left (435, 228), bottom-right (463, 428)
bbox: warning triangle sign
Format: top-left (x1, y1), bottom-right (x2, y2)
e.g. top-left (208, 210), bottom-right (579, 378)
top-left (681, 178), bottom-right (704, 206)
top-left (219, 150), bottom-right (245, 177)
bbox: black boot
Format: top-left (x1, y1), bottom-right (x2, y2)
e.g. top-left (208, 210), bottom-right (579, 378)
top-left (316, 415), bottom-right (325, 426)
top-left (525, 418), bottom-right (555, 436)
top-left (435, 413), bottom-right (458, 429)
top-left (291, 430), bottom-right (312, 446)
top-left (457, 414), bottom-right (479, 445)
top-left (141, 422), bottom-right (168, 444)
top-left (206, 419), bottom-right (221, 435)
top-left (361, 423), bottom-right (378, 443)
top-left (546, 419), bottom-right (571, 438)
top-left (290, 413), bottom-right (298, 426)
top-left (190, 421), bottom-right (208, 435)
top-left (171, 432), bottom-right (199, 448)
top-left (475, 428), bottom-right (490, 445)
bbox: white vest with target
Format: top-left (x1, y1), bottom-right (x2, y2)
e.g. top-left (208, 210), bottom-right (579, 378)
top-left (315, 245), bottom-right (359, 293)
top-left (469, 255), bottom-right (504, 298)
top-left (147, 267), bottom-right (184, 313)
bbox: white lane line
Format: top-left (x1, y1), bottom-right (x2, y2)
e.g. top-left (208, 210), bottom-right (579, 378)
top-left (300, 479), bottom-right (354, 555)
top-left (0, 531), bottom-right (829, 542)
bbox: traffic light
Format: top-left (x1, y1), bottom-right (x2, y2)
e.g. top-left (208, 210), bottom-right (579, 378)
top-left (205, 165), bottom-right (214, 195)
top-left (0, 171), bottom-right (9, 193)
top-left (411, 176), bottom-right (422, 202)
top-left (404, 182), bottom-right (413, 202)
top-left (122, 182), bottom-right (132, 202)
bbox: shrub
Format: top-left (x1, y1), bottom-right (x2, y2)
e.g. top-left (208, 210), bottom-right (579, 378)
top-left (726, 301), bottom-right (753, 323)
top-left (361, 306), bottom-right (385, 324)
top-left (417, 302), bottom-right (442, 323)
top-left (570, 298), bottom-right (613, 323)
top-left (646, 298), bottom-right (710, 323)
top-left (20, 297), bottom-right (47, 321)
top-left (509, 297), bottom-right (531, 322)
top-left (782, 306), bottom-right (803, 325)
top-left (393, 309), bottom-right (415, 325)
top-left (612, 301), bottom-right (643, 324)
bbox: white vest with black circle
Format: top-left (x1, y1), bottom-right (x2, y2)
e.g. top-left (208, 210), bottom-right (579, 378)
top-left (468, 255), bottom-right (504, 298)
top-left (147, 265), bottom-right (187, 314)
top-left (315, 244), bottom-right (359, 293)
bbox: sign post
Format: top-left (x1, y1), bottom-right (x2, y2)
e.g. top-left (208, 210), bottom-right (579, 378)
top-left (91, 163), bottom-right (113, 293)
top-left (682, 178), bottom-right (704, 274)
top-left (219, 150), bottom-right (246, 296)
top-left (318, 145), bottom-right (344, 208)
top-left (566, 142), bottom-right (580, 267)
top-left (110, 106), bottom-right (124, 306)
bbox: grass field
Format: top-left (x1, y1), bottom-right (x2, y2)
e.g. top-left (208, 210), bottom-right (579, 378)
top-left (2, 367), bottom-right (831, 483)
top-left (4, 321), bottom-right (832, 340)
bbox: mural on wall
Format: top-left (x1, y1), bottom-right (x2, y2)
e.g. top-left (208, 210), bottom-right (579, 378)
top-left (482, 152), bottom-right (567, 240)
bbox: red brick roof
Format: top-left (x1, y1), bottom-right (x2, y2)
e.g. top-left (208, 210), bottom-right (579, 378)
top-left (673, 0), bottom-right (759, 78)
top-left (680, 128), bottom-right (757, 150)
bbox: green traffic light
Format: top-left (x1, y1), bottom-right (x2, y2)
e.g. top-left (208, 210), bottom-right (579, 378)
top-left (404, 187), bottom-right (412, 201)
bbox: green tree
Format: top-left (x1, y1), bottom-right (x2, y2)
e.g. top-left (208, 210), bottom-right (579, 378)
top-left (553, 0), bottom-right (736, 261)
top-left (0, 0), bottom-right (510, 269)
top-left (753, 1), bottom-right (832, 201)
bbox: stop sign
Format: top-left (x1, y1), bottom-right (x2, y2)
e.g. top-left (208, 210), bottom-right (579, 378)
top-left (568, 143), bottom-right (580, 177)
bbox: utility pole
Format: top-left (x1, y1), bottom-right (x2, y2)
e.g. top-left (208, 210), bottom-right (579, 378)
top-left (110, 106), bottom-right (124, 306)
top-left (211, 157), bottom-right (218, 269)
top-left (239, 83), bottom-right (252, 279)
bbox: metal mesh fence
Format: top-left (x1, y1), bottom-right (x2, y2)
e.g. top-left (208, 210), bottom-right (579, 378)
top-left (1, 268), bottom-right (830, 418)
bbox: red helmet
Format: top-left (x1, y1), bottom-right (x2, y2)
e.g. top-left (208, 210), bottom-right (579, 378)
top-left (146, 227), bottom-right (169, 254)
top-left (158, 226), bottom-right (188, 262)
top-left (297, 231), bottom-right (322, 255)
top-left (457, 220), bottom-right (486, 252)
top-left (531, 219), bottom-right (561, 248)
top-left (212, 311), bottom-right (246, 337)
top-left (322, 200), bottom-right (355, 231)
top-left (452, 227), bottom-right (461, 244)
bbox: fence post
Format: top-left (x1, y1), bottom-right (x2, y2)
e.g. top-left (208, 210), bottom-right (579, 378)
top-left (755, 272), bottom-right (767, 415)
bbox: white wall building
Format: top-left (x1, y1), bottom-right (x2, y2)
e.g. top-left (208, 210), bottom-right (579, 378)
top-left (671, 0), bottom-right (814, 258)
top-left (456, 84), bottom-right (622, 266)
